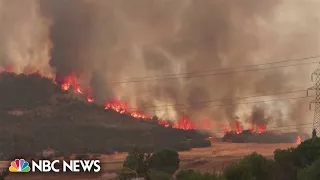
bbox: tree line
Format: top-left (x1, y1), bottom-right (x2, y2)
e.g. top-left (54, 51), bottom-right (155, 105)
top-left (117, 133), bottom-right (320, 180)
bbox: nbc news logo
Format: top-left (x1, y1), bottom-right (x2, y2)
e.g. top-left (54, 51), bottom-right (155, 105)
top-left (9, 159), bottom-right (101, 173)
top-left (9, 159), bottom-right (30, 172)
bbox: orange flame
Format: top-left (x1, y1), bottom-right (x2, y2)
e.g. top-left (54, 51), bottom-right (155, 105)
top-left (0, 68), bottom-right (278, 133)
top-left (104, 99), bottom-right (129, 114)
top-left (0, 68), bottom-right (210, 131)
top-left (59, 74), bottom-right (94, 103)
top-left (173, 116), bottom-right (197, 130)
top-left (296, 136), bottom-right (301, 144)
top-left (235, 121), bottom-right (243, 134)
top-left (249, 124), bottom-right (267, 134)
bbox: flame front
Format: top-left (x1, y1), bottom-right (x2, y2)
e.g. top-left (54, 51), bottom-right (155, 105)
top-left (59, 74), bottom-right (94, 103)
top-left (249, 124), bottom-right (267, 134)
top-left (0, 69), bottom-right (272, 132)
top-left (58, 74), bottom-right (208, 130)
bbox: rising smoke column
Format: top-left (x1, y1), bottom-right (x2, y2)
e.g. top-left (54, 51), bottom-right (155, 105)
top-left (0, 0), bottom-right (319, 129)
top-left (249, 105), bottom-right (271, 131)
top-left (0, 0), bottom-right (52, 75)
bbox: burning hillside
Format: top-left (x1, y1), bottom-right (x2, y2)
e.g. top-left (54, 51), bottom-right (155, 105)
top-left (0, 68), bottom-right (311, 148)
top-left (0, 0), bottom-right (318, 138)
top-left (55, 72), bottom-right (209, 130)
top-left (222, 129), bottom-right (309, 144)
top-left (0, 72), bottom-right (214, 157)
top-left (0, 69), bottom-right (283, 135)
top-left (0, 69), bottom-right (210, 131)
top-left (220, 111), bottom-right (308, 144)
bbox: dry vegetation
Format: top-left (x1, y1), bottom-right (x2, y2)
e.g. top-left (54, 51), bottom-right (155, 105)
top-left (2, 141), bottom-right (297, 180)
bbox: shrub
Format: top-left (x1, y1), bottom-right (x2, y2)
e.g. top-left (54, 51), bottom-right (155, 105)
top-left (176, 169), bottom-right (221, 180)
top-left (223, 152), bottom-right (273, 180)
top-left (273, 148), bottom-right (298, 180)
top-left (240, 152), bottom-right (273, 180)
top-left (297, 158), bottom-right (320, 180)
top-left (147, 169), bottom-right (172, 180)
top-left (116, 167), bottom-right (138, 180)
top-left (123, 147), bottom-right (151, 177)
top-left (223, 162), bottom-right (252, 180)
top-left (149, 149), bottom-right (180, 175)
top-left (294, 137), bottom-right (320, 168)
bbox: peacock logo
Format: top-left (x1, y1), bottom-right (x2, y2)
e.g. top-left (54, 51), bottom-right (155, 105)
top-left (9, 159), bottom-right (30, 172)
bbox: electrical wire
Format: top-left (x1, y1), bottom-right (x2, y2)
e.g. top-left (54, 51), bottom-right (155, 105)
top-left (101, 55), bottom-right (320, 84)
top-left (126, 88), bottom-right (309, 110)
top-left (139, 96), bottom-right (313, 112)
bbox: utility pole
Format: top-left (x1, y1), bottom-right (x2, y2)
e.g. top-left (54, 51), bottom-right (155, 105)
top-left (307, 63), bottom-right (320, 136)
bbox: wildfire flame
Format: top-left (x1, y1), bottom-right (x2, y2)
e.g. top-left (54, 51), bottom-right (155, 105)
top-left (58, 74), bottom-right (94, 103)
top-left (222, 120), bottom-right (267, 135)
top-left (58, 74), bottom-right (209, 130)
top-left (222, 120), bottom-right (243, 134)
top-left (0, 69), bottom-right (272, 133)
top-left (296, 136), bottom-right (301, 144)
top-left (249, 124), bottom-right (267, 134)
top-left (235, 121), bottom-right (242, 134)
top-left (172, 116), bottom-right (197, 130)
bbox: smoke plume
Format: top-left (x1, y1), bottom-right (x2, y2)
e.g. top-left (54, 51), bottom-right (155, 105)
top-left (0, 0), bottom-right (52, 75)
top-left (0, 0), bottom-right (319, 131)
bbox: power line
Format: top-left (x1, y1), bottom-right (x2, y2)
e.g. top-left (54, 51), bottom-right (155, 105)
top-left (160, 111), bottom-right (312, 131)
top-left (112, 55), bottom-right (320, 81)
top-left (308, 62), bottom-right (320, 135)
top-left (139, 96), bottom-right (313, 112)
top-left (127, 88), bottom-right (309, 110)
top-left (226, 123), bottom-right (313, 131)
top-left (104, 55), bottom-right (320, 84)
top-left (215, 127), bottom-right (314, 134)
top-left (257, 123), bottom-right (313, 130)
top-left (214, 123), bottom-right (314, 134)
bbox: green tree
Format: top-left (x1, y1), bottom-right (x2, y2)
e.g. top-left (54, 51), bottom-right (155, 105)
top-left (149, 149), bottom-right (180, 175)
top-left (223, 162), bottom-right (252, 180)
top-left (297, 158), bottom-right (320, 180)
top-left (116, 167), bottom-right (138, 180)
top-left (272, 137), bottom-right (320, 180)
top-left (223, 152), bottom-right (273, 180)
top-left (123, 147), bottom-right (151, 177)
top-left (243, 152), bottom-right (273, 180)
top-left (273, 148), bottom-right (298, 180)
top-left (294, 137), bottom-right (320, 168)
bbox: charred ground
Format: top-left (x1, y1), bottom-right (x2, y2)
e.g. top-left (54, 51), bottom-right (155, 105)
top-left (0, 72), bottom-right (211, 159)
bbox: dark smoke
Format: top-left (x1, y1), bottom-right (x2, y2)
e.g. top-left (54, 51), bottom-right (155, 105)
top-left (249, 105), bottom-right (271, 127)
top-left (0, 0), bottom-right (319, 130)
top-left (39, 0), bottom-right (97, 77)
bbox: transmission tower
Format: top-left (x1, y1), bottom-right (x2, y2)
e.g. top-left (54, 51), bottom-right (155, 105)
top-left (307, 63), bottom-right (320, 135)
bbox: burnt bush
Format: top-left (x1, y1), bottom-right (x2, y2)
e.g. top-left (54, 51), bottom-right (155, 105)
top-left (222, 131), bottom-right (309, 144)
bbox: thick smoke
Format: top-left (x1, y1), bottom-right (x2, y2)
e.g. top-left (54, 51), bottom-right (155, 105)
top-left (0, 0), bottom-right (52, 75)
top-left (249, 105), bottom-right (271, 127)
top-left (0, 0), bottom-right (319, 130)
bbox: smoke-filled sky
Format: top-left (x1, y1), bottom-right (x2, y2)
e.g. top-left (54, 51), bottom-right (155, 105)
top-left (0, 0), bottom-right (319, 132)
